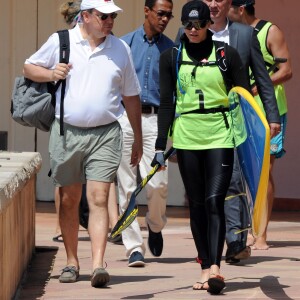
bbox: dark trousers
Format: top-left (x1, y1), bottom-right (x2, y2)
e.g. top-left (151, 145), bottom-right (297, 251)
top-left (225, 151), bottom-right (251, 258)
top-left (177, 148), bottom-right (234, 269)
top-left (79, 184), bottom-right (89, 229)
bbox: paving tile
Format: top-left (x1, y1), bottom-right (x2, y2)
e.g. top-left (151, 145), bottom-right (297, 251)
top-left (16, 202), bottom-right (300, 300)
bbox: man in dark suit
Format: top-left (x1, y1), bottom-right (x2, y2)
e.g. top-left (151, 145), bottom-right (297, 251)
top-left (228, 0), bottom-right (292, 251)
top-left (201, 0), bottom-right (281, 263)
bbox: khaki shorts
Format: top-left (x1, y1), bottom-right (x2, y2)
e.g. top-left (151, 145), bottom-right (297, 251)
top-left (49, 119), bottom-right (122, 187)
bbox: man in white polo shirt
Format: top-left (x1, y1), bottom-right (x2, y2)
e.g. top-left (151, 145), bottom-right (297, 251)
top-left (23, 0), bottom-right (142, 288)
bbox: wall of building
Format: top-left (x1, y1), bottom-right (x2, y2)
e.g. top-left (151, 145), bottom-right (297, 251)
top-left (1, 0), bottom-right (298, 204)
top-left (254, 0), bottom-right (299, 200)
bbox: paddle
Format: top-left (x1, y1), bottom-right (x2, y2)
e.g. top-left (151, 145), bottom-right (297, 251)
top-left (109, 147), bottom-right (175, 239)
top-left (251, 57), bottom-right (287, 88)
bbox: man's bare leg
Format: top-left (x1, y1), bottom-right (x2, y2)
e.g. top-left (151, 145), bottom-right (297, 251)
top-left (108, 183), bottom-right (118, 229)
top-left (54, 187), bottom-right (61, 237)
top-left (86, 180), bottom-right (110, 270)
top-left (59, 183), bottom-right (82, 268)
top-left (252, 155), bottom-right (276, 250)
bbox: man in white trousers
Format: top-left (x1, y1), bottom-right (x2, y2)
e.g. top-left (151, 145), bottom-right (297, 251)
top-left (117, 0), bottom-right (174, 267)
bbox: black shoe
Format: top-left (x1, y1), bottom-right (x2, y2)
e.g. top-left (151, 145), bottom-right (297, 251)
top-left (128, 251), bottom-right (145, 267)
top-left (226, 243), bottom-right (251, 264)
top-left (234, 246), bottom-right (251, 260)
top-left (225, 257), bottom-right (240, 264)
top-left (147, 224), bottom-right (163, 257)
top-left (225, 241), bottom-right (245, 263)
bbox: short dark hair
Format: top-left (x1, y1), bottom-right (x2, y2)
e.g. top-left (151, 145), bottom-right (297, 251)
top-left (145, 0), bottom-right (173, 10)
top-left (245, 5), bottom-right (255, 16)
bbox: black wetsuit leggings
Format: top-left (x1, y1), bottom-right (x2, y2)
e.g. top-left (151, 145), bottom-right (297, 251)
top-left (176, 148), bottom-right (234, 269)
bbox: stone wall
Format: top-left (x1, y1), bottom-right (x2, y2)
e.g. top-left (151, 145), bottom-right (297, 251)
top-left (0, 152), bottom-right (41, 299)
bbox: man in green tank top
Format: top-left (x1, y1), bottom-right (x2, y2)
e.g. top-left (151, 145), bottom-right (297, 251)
top-left (228, 0), bottom-right (292, 250)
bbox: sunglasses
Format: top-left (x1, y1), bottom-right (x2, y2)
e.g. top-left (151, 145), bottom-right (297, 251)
top-left (94, 12), bottom-right (118, 21)
top-left (183, 20), bottom-right (208, 30)
top-left (151, 8), bottom-right (174, 20)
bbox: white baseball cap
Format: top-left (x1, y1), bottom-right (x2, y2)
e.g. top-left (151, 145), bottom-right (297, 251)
top-left (80, 0), bottom-right (123, 14)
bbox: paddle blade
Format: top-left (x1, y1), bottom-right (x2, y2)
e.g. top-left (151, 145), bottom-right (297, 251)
top-left (109, 147), bottom-right (175, 238)
top-left (110, 204), bottom-right (138, 238)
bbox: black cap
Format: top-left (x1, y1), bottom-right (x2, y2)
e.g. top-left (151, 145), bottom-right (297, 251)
top-left (232, 0), bottom-right (255, 6)
top-left (181, 0), bottom-right (213, 24)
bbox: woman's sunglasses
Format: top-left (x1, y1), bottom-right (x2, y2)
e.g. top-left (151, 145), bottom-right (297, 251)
top-left (183, 20), bottom-right (208, 30)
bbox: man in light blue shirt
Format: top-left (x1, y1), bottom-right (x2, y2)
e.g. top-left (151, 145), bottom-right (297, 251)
top-left (117, 0), bottom-right (174, 267)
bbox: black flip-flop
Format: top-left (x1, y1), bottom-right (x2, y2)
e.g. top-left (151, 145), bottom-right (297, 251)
top-left (52, 234), bottom-right (63, 242)
top-left (207, 276), bottom-right (225, 294)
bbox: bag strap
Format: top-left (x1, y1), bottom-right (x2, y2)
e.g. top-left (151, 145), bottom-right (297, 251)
top-left (214, 41), bottom-right (233, 94)
top-left (56, 29), bottom-right (70, 135)
top-left (254, 19), bottom-right (268, 34)
top-left (168, 45), bottom-right (181, 137)
top-left (254, 20), bottom-right (272, 68)
top-left (249, 20), bottom-right (272, 80)
top-left (52, 30), bottom-right (70, 94)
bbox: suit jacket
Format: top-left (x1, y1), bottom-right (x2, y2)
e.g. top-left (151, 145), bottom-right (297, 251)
top-left (174, 27), bottom-right (184, 45)
top-left (228, 21), bottom-right (280, 123)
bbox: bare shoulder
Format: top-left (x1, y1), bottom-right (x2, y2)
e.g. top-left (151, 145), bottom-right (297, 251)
top-left (267, 23), bottom-right (287, 47)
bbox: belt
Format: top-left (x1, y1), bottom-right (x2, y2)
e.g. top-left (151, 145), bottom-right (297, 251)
top-left (121, 101), bottom-right (158, 114)
top-left (141, 105), bottom-right (159, 114)
top-left (180, 107), bottom-right (229, 115)
top-left (180, 105), bottom-right (239, 130)
top-left (180, 103), bottom-right (239, 115)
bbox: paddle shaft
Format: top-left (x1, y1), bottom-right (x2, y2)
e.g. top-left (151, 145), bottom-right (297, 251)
top-left (132, 147), bottom-right (175, 198)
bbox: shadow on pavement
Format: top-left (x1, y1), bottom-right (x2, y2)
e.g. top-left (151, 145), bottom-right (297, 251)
top-left (15, 246), bottom-right (58, 300)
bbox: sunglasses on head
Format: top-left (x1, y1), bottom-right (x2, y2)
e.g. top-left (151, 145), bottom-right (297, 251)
top-left (183, 20), bottom-right (208, 30)
top-left (94, 12), bottom-right (118, 21)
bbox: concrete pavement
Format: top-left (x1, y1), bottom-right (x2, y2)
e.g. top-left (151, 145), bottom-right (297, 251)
top-left (16, 202), bottom-right (300, 300)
